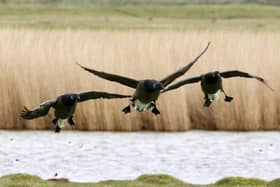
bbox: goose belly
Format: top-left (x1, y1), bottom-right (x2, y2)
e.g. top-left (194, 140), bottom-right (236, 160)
top-left (131, 99), bottom-right (154, 112)
top-left (57, 118), bottom-right (68, 128)
top-left (207, 90), bottom-right (221, 101)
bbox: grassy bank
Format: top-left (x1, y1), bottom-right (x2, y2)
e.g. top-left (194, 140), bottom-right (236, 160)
top-left (1, 4), bottom-right (280, 30)
top-left (1, 30), bottom-right (279, 131)
top-left (1, 0), bottom-right (280, 5)
top-left (0, 173), bottom-right (275, 187)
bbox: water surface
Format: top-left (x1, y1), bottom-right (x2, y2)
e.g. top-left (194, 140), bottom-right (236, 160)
top-left (0, 130), bottom-right (279, 184)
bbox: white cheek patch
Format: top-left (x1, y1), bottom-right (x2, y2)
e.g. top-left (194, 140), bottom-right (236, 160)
top-left (57, 119), bottom-right (68, 128)
top-left (132, 99), bottom-right (153, 112)
top-left (208, 90), bottom-right (221, 101)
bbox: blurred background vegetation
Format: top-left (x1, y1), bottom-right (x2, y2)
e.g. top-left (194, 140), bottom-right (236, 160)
top-left (0, 0), bottom-right (280, 30)
top-left (0, 0), bottom-right (280, 5)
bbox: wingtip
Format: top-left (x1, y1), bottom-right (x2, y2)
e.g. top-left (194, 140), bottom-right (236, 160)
top-left (206, 41), bottom-right (211, 49)
top-left (20, 111), bottom-right (27, 118)
top-left (75, 61), bottom-right (85, 69)
top-left (261, 79), bottom-right (274, 91)
top-left (21, 106), bottom-right (30, 117)
top-left (267, 83), bottom-right (275, 92)
top-left (23, 106), bottom-right (29, 111)
top-left (260, 78), bottom-right (274, 91)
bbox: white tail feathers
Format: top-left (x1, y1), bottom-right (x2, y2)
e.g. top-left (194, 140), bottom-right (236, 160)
top-left (57, 119), bottom-right (68, 128)
top-left (207, 90), bottom-right (221, 101)
top-left (131, 99), bottom-right (154, 112)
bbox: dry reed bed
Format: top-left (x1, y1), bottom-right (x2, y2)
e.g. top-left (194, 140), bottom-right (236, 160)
top-left (0, 29), bottom-right (279, 131)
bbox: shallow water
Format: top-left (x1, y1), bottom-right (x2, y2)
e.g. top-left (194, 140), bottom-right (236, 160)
top-left (0, 130), bottom-right (279, 184)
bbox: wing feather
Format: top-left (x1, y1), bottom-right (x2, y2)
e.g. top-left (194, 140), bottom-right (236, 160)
top-left (220, 70), bottom-right (274, 91)
top-left (160, 42), bottom-right (210, 86)
top-left (77, 63), bottom-right (139, 89)
top-left (162, 76), bottom-right (201, 93)
top-left (21, 100), bottom-right (56, 120)
top-left (78, 91), bottom-right (131, 102)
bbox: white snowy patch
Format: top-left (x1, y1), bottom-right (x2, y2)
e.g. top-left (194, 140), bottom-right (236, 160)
top-left (0, 130), bottom-right (279, 184)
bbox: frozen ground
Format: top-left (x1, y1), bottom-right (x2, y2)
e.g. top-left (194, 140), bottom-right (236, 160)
top-left (0, 130), bottom-right (279, 184)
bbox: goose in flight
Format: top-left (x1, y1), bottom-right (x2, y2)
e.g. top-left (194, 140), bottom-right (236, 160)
top-left (21, 91), bottom-right (131, 133)
top-left (163, 70), bottom-right (273, 107)
top-left (77, 42), bottom-right (210, 115)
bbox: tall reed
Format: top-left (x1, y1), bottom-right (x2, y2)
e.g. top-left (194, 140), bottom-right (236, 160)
top-left (0, 29), bottom-right (279, 131)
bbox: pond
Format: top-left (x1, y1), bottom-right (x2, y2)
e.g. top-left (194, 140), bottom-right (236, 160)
top-left (0, 130), bottom-right (279, 184)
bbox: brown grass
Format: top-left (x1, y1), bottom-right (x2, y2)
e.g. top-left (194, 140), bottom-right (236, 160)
top-left (0, 29), bottom-right (279, 131)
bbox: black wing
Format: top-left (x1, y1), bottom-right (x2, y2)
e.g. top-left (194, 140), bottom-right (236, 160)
top-left (77, 63), bottom-right (139, 89)
top-left (78, 91), bottom-right (131, 102)
top-left (160, 42), bottom-right (210, 87)
top-left (21, 100), bottom-right (56, 120)
top-left (220, 70), bottom-right (274, 91)
top-left (162, 76), bottom-right (201, 93)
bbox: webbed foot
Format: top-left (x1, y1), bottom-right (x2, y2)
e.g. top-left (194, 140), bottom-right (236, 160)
top-left (122, 105), bottom-right (131, 114)
top-left (52, 118), bottom-right (58, 125)
top-left (55, 126), bottom-right (61, 133)
top-left (225, 96), bottom-right (234, 102)
top-left (204, 99), bottom-right (212, 107)
top-left (68, 116), bottom-right (75, 126)
top-left (151, 107), bottom-right (160, 115)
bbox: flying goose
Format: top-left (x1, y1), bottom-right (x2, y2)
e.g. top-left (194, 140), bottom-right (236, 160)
top-left (77, 42), bottom-right (210, 115)
top-left (21, 91), bottom-right (131, 133)
top-left (163, 70), bottom-right (273, 107)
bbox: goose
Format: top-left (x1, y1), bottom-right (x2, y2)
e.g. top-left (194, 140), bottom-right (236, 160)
top-left (163, 70), bottom-right (273, 107)
top-left (21, 91), bottom-right (131, 133)
top-left (77, 42), bottom-right (210, 115)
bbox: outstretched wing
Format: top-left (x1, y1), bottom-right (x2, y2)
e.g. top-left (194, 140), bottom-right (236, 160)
top-left (162, 76), bottom-right (201, 93)
top-left (21, 100), bottom-right (56, 120)
top-left (220, 70), bottom-right (274, 91)
top-left (77, 63), bottom-right (139, 89)
top-left (160, 42), bottom-right (210, 87)
top-left (78, 91), bottom-right (131, 102)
